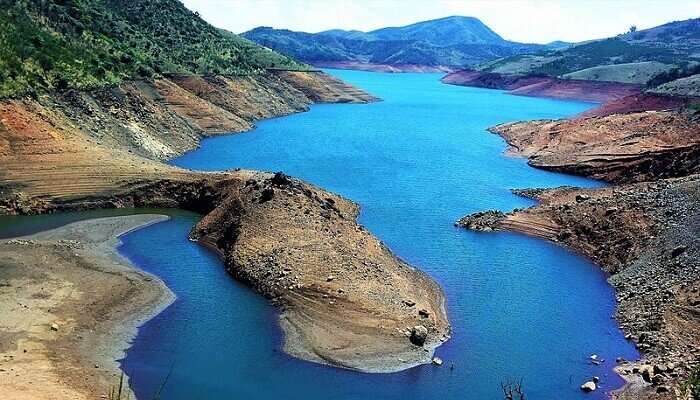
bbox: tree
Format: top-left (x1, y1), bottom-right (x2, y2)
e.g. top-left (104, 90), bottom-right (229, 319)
top-left (629, 25), bottom-right (637, 33)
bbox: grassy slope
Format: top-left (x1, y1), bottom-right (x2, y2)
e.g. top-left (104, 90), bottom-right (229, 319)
top-left (477, 19), bottom-right (700, 86)
top-left (0, 0), bottom-right (308, 98)
top-left (561, 61), bottom-right (674, 84)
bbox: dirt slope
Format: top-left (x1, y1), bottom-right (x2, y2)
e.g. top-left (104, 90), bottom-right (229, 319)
top-left (488, 111), bottom-right (700, 183)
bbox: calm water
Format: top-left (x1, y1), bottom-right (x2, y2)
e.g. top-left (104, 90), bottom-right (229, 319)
top-left (1, 70), bottom-right (639, 399)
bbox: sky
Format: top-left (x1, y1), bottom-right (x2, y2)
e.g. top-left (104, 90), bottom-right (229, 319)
top-left (181, 0), bottom-right (700, 44)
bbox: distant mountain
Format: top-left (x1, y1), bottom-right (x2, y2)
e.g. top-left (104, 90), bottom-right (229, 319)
top-left (242, 16), bottom-right (563, 69)
top-left (368, 16), bottom-right (504, 46)
top-left (477, 18), bottom-right (700, 85)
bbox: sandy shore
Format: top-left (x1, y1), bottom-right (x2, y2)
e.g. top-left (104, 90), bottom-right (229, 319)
top-left (0, 215), bottom-right (175, 400)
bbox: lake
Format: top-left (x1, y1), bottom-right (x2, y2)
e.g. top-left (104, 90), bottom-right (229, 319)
top-left (2, 69), bottom-right (639, 399)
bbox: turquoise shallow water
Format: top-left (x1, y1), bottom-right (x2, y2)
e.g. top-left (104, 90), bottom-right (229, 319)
top-left (0, 70), bottom-right (639, 399)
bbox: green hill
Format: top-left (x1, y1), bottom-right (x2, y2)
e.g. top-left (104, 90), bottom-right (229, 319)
top-left (242, 16), bottom-right (564, 68)
top-left (477, 18), bottom-right (700, 85)
top-left (0, 0), bottom-right (307, 98)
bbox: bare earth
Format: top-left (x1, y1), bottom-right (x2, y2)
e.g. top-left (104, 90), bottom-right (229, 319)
top-left (0, 215), bottom-right (174, 400)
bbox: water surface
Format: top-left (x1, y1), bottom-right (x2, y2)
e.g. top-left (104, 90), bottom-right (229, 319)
top-left (2, 70), bottom-right (639, 399)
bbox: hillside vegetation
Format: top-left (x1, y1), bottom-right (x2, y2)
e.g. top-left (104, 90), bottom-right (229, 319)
top-left (477, 18), bottom-right (700, 86)
top-left (243, 16), bottom-right (564, 68)
top-left (0, 0), bottom-right (307, 98)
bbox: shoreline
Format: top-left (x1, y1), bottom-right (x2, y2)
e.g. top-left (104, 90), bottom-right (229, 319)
top-left (0, 215), bottom-right (175, 400)
top-left (446, 71), bottom-right (699, 398)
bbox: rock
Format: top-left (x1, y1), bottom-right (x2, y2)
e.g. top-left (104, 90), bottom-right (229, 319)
top-left (656, 385), bottom-right (670, 393)
top-left (580, 381), bottom-right (596, 392)
top-left (605, 207), bottom-right (618, 215)
top-left (50, 323), bottom-right (59, 331)
top-left (576, 194), bottom-right (590, 203)
top-left (639, 365), bottom-right (654, 383)
top-left (418, 309), bottom-right (430, 318)
top-left (259, 188), bottom-right (274, 203)
top-left (432, 357), bottom-right (443, 366)
top-left (671, 245), bottom-right (687, 258)
top-left (653, 364), bottom-right (668, 374)
top-left (409, 325), bottom-right (428, 346)
top-left (404, 300), bottom-right (416, 307)
top-left (592, 376), bottom-right (600, 383)
top-left (326, 276), bottom-right (334, 282)
top-left (270, 172), bottom-right (292, 186)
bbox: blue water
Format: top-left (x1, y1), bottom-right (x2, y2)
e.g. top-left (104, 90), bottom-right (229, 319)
top-left (118, 70), bottom-right (634, 399)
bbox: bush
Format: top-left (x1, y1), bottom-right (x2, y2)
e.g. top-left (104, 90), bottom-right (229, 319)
top-left (683, 365), bottom-right (700, 400)
top-left (0, 0), bottom-right (309, 98)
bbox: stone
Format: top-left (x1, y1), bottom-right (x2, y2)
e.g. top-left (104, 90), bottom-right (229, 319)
top-left (576, 194), bottom-right (590, 203)
top-left (671, 245), bottom-right (687, 258)
top-left (639, 365), bottom-right (654, 383)
top-left (418, 309), bottom-right (430, 318)
top-left (326, 276), bottom-right (334, 282)
top-left (653, 364), bottom-right (668, 374)
top-left (409, 325), bottom-right (428, 346)
top-left (656, 385), bottom-right (670, 393)
top-left (270, 172), bottom-right (292, 186)
top-left (432, 357), bottom-right (443, 366)
top-left (259, 188), bottom-right (275, 203)
top-left (605, 207), bottom-right (618, 215)
top-left (580, 381), bottom-right (596, 392)
top-left (592, 376), bottom-right (600, 383)
top-left (404, 300), bottom-right (416, 307)
top-left (50, 323), bottom-right (59, 331)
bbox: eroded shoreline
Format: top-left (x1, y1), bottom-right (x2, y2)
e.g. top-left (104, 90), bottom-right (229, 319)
top-left (0, 214), bottom-right (174, 400)
top-left (457, 114), bottom-right (700, 398)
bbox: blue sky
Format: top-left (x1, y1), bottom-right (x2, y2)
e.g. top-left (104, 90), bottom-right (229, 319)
top-left (182, 0), bottom-right (700, 44)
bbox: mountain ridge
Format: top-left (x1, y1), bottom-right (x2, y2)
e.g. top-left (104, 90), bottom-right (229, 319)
top-left (242, 16), bottom-right (565, 70)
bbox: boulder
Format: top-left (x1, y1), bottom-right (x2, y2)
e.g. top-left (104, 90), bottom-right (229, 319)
top-left (580, 381), bottom-right (596, 392)
top-left (432, 357), bottom-right (443, 366)
top-left (640, 365), bottom-right (654, 383)
top-left (671, 245), bottom-right (687, 258)
top-left (409, 325), bottom-right (428, 346)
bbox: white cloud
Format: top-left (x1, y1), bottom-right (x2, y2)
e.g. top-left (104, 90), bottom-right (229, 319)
top-left (182, 0), bottom-right (700, 44)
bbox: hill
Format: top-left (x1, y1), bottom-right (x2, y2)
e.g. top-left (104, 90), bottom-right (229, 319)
top-left (476, 18), bottom-right (700, 85)
top-left (242, 16), bottom-right (562, 70)
top-left (0, 0), bottom-right (308, 97)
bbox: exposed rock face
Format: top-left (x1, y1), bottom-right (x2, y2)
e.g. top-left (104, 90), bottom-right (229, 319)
top-left (458, 176), bottom-right (700, 398)
top-left (0, 71), bottom-right (377, 209)
top-left (441, 70), bottom-right (641, 103)
top-left (488, 111), bottom-right (700, 183)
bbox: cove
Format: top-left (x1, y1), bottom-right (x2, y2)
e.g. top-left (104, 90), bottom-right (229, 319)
top-left (128, 70), bottom-right (635, 399)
